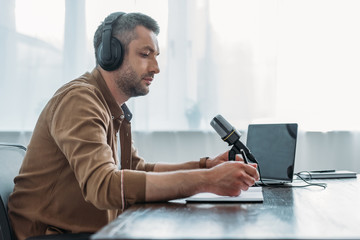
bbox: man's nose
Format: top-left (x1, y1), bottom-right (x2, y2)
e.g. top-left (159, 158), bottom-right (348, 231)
top-left (150, 58), bottom-right (160, 74)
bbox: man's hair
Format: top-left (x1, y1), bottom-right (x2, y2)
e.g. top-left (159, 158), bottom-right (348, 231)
top-left (93, 12), bottom-right (160, 65)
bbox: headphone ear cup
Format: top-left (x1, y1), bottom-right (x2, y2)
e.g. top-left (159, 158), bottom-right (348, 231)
top-left (97, 36), bottom-right (124, 71)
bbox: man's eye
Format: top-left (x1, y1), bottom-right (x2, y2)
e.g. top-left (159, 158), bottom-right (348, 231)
top-left (140, 53), bottom-right (149, 57)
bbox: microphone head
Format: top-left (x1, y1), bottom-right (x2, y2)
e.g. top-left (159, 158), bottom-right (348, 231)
top-left (210, 114), bottom-right (241, 144)
top-left (210, 114), bottom-right (257, 163)
top-left (210, 114), bottom-right (231, 138)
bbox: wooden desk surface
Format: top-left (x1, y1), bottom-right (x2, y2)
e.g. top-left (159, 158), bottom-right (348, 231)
top-left (92, 177), bottom-right (360, 240)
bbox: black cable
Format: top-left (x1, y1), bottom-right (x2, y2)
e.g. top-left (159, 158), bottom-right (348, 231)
top-left (241, 151), bottom-right (271, 187)
top-left (294, 171), bottom-right (327, 189)
top-left (0, 143), bottom-right (27, 151)
top-left (254, 163), bottom-right (327, 189)
top-left (255, 161), bottom-right (271, 187)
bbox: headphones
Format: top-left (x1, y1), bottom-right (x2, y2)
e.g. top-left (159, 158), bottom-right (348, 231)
top-left (97, 12), bottom-right (126, 71)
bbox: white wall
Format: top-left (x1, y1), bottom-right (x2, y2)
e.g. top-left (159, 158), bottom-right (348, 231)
top-left (134, 131), bottom-right (360, 173)
top-left (2, 130), bottom-right (359, 173)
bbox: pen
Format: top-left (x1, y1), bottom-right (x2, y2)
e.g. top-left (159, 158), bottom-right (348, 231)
top-left (240, 149), bottom-right (249, 164)
top-left (310, 170), bottom-right (336, 173)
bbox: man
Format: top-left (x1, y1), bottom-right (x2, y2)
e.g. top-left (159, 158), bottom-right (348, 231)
top-left (8, 12), bottom-right (259, 240)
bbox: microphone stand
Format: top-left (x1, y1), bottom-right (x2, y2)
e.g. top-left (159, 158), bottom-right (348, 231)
top-left (228, 141), bottom-right (256, 164)
top-left (229, 143), bottom-right (246, 163)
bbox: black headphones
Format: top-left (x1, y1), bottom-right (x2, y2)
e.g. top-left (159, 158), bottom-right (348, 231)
top-left (97, 12), bottom-right (126, 71)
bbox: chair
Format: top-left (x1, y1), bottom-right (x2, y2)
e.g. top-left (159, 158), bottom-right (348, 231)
top-left (0, 143), bottom-right (91, 240)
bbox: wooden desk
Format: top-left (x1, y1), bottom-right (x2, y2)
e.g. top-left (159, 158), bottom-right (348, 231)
top-left (92, 177), bottom-right (360, 240)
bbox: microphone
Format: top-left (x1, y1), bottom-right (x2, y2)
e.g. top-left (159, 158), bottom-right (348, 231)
top-left (210, 114), bottom-right (257, 163)
top-left (210, 114), bottom-right (242, 145)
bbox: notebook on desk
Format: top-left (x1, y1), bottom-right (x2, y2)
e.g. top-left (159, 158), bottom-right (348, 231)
top-left (246, 123), bottom-right (298, 185)
top-left (185, 187), bottom-right (263, 203)
top-left (298, 170), bottom-right (357, 179)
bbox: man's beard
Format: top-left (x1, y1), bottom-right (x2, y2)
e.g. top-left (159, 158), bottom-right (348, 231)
top-left (115, 64), bottom-right (151, 97)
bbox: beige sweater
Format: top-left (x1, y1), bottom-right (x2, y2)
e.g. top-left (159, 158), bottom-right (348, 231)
top-left (8, 68), bottom-right (155, 240)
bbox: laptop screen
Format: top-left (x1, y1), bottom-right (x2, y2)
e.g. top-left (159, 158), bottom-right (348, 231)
top-left (246, 123), bottom-right (298, 183)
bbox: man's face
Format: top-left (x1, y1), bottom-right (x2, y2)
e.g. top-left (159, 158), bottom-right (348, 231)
top-left (115, 25), bottom-right (160, 98)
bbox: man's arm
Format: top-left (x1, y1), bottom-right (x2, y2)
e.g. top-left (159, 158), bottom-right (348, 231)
top-left (153, 151), bottom-right (237, 172)
top-left (153, 161), bottom-right (202, 172)
top-left (145, 158), bottom-right (259, 202)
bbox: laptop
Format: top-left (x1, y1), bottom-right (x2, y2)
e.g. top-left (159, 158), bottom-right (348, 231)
top-left (246, 123), bottom-right (298, 184)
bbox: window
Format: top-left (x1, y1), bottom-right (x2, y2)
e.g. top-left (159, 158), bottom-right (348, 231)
top-left (1, 0), bottom-right (360, 131)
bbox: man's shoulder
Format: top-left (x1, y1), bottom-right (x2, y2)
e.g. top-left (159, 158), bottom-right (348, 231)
top-left (46, 72), bottom-right (108, 116)
top-left (55, 72), bottom-right (102, 99)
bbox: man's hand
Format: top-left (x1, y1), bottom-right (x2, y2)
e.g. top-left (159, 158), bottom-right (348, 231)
top-left (146, 151), bottom-right (260, 202)
top-left (206, 151), bottom-right (248, 168)
top-left (203, 161), bottom-right (260, 196)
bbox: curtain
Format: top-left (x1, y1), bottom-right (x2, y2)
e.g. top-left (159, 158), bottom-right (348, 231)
top-left (1, 0), bottom-right (360, 132)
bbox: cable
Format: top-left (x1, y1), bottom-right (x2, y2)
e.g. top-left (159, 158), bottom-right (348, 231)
top-left (294, 171), bottom-right (327, 189)
top-left (239, 147), bottom-right (327, 189)
top-left (254, 163), bottom-right (327, 189)
top-left (242, 153), bottom-right (271, 187)
top-left (255, 162), bottom-right (271, 187)
top-left (0, 143), bottom-right (27, 151)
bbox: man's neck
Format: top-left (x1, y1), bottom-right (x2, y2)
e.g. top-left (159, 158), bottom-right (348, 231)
top-left (98, 67), bottom-right (129, 106)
